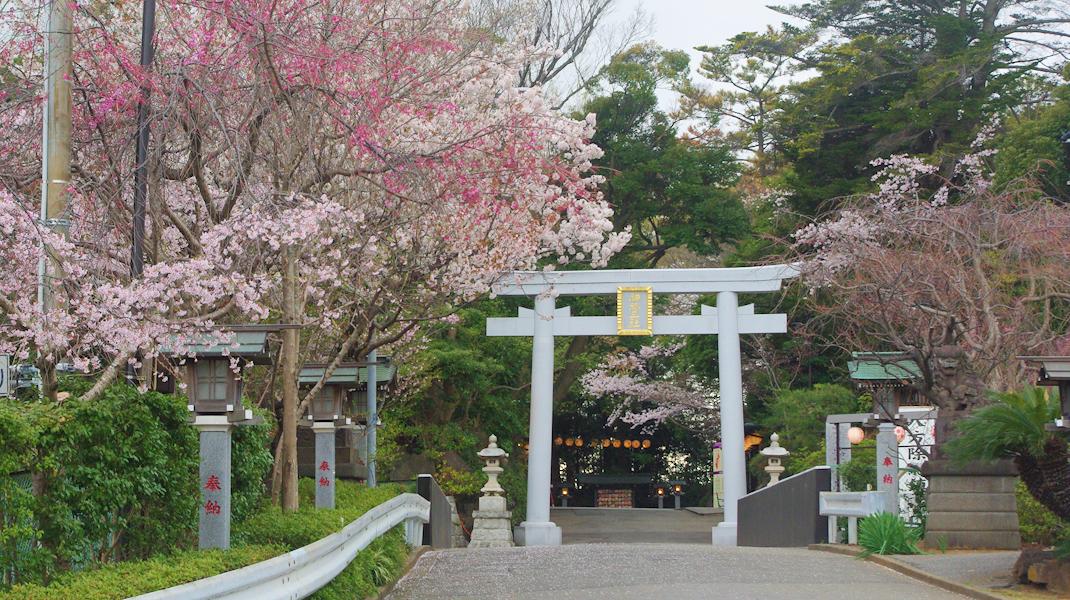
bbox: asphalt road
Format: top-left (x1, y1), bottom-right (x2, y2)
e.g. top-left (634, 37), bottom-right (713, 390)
top-left (386, 543), bottom-right (966, 600)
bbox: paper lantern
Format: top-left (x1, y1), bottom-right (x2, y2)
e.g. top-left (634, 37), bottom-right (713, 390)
top-left (847, 426), bottom-right (865, 445)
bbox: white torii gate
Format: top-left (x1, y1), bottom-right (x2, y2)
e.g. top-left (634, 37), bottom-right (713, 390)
top-left (487, 265), bottom-right (799, 547)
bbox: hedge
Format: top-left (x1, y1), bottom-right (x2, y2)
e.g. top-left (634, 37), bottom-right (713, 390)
top-left (0, 545), bottom-right (286, 600)
top-left (0, 480), bottom-right (408, 600)
top-left (0, 380), bottom-right (273, 584)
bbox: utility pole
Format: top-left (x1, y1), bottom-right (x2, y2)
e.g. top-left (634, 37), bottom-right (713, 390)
top-left (131, 0), bottom-right (155, 278)
top-left (129, 0), bottom-right (156, 387)
top-left (38, 0), bottom-right (73, 401)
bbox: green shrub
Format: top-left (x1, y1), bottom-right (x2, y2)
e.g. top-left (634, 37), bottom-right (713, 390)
top-left (0, 544), bottom-right (285, 600)
top-left (310, 529), bottom-right (407, 600)
top-left (858, 512), bottom-right (923, 556)
top-left (1017, 481), bottom-right (1070, 546)
top-left (838, 441), bottom-right (877, 492)
top-left (231, 407), bottom-right (275, 524)
top-left (234, 479), bottom-right (402, 548)
top-left (28, 385), bottom-right (200, 577)
top-left (4, 479), bottom-right (409, 599)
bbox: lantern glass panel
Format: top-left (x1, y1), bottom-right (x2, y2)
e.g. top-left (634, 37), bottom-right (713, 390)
top-left (196, 360), bottom-right (229, 404)
top-left (313, 388), bottom-right (334, 418)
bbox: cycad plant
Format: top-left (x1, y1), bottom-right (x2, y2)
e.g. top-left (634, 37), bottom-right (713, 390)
top-left (857, 512), bottom-right (923, 556)
top-left (946, 387), bottom-right (1070, 521)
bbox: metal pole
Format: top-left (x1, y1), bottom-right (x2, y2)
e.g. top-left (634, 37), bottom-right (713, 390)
top-left (366, 350), bottom-right (377, 487)
top-left (131, 0), bottom-right (155, 278)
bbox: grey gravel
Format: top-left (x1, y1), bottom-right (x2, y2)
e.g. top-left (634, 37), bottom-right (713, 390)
top-left (386, 543), bottom-right (966, 599)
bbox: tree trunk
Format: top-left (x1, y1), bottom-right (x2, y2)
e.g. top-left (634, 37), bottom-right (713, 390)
top-left (277, 248), bottom-right (300, 511)
top-left (37, 354), bottom-right (58, 402)
top-left (1017, 436), bottom-right (1070, 522)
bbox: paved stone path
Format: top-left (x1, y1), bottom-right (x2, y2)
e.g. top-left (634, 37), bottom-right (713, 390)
top-left (550, 507), bottom-right (722, 544)
top-left (386, 543), bottom-right (966, 600)
top-left (895, 551), bottom-right (1019, 591)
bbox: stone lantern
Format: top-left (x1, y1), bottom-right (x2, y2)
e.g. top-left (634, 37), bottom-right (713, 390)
top-left (469, 435), bottom-right (514, 548)
top-left (669, 480), bottom-right (685, 510)
top-left (760, 432), bottom-right (789, 486)
top-left (162, 327), bottom-right (275, 550)
top-left (299, 363), bottom-right (362, 509)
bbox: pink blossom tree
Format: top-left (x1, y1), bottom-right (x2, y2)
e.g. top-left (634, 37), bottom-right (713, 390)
top-left (0, 0), bottom-right (628, 508)
top-left (581, 343), bottom-right (719, 435)
top-left (794, 142), bottom-right (1070, 451)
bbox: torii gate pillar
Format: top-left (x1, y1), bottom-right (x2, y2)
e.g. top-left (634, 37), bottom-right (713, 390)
top-left (713, 290), bottom-right (745, 546)
top-left (489, 266), bottom-right (799, 547)
top-left (519, 293), bottom-right (561, 546)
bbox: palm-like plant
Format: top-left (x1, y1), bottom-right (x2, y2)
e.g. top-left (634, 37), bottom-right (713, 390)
top-left (946, 387), bottom-right (1070, 521)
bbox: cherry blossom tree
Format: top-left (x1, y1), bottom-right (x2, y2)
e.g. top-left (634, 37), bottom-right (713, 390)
top-left (0, 0), bottom-right (629, 508)
top-left (581, 343), bottom-right (719, 435)
top-left (794, 141), bottom-right (1070, 451)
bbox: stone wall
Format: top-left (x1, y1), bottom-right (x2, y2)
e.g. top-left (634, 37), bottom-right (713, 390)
top-left (596, 488), bottom-right (633, 508)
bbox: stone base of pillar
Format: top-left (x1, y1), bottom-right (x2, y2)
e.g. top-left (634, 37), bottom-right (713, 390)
top-left (514, 521), bottom-right (562, 546)
top-left (923, 459), bottom-right (1021, 550)
top-left (712, 521), bottom-right (737, 547)
top-left (469, 495), bottom-right (514, 548)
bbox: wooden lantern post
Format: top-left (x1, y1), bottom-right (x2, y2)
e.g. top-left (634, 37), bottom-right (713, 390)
top-left (164, 328), bottom-right (272, 550)
top-left (298, 363), bottom-right (362, 509)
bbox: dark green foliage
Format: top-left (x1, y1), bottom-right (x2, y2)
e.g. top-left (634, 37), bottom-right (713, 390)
top-left (947, 388), bottom-right (1070, 521)
top-left (0, 382), bottom-right (274, 586)
top-left (857, 512), bottom-right (923, 556)
top-left (760, 384), bottom-right (866, 460)
top-left (580, 43), bottom-right (747, 267)
top-left (0, 545), bottom-right (286, 600)
top-left (903, 469), bottom-right (927, 531)
top-left (995, 85), bottom-right (1070, 200)
top-left (947, 388), bottom-right (1057, 460)
top-left (234, 479), bottom-right (402, 548)
top-left (231, 408), bottom-right (275, 524)
top-left (838, 440), bottom-right (877, 493)
top-left (1017, 481), bottom-right (1070, 547)
top-left (3, 479), bottom-right (409, 600)
top-left (30, 384), bottom-right (199, 574)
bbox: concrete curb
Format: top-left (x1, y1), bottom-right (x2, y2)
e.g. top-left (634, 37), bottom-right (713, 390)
top-left (377, 545), bottom-right (430, 600)
top-left (808, 544), bottom-right (1005, 600)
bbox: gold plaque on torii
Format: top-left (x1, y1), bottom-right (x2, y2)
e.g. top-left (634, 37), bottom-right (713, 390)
top-left (616, 286), bottom-right (653, 336)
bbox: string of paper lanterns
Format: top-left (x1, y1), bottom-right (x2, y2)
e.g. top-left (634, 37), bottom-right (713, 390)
top-left (553, 436), bottom-right (652, 449)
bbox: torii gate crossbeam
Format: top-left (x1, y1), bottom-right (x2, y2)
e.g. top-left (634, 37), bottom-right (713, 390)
top-left (487, 266), bottom-right (799, 547)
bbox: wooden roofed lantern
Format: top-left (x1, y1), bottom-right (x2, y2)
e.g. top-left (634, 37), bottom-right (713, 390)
top-left (1019, 356), bottom-right (1070, 429)
top-left (162, 327), bottom-right (275, 421)
top-left (847, 352), bottom-right (922, 423)
top-left (299, 363), bottom-right (363, 427)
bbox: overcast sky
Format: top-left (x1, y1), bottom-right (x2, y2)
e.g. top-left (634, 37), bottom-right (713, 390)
top-left (614, 1), bottom-right (808, 109)
top-left (632, 0), bottom-right (805, 57)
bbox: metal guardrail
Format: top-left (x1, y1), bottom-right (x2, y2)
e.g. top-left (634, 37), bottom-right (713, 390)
top-left (819, 491), bottom-right (884, 545)
top-left (132, 492), bottom-right (430, 600)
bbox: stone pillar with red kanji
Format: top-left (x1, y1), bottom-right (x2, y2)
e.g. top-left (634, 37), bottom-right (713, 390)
top-left (313, 421), bottom-right (336, 509)
top-left (195, 415), bottom-right (232, 549)
top-left (876, 422), bottom-right (899, 515)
